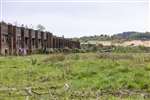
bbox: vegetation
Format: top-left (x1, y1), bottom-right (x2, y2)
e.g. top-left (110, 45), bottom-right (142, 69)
top-left (77, 34), bottom-right (111, 42)
top-left (75, 31), bottom-right (150, 42)
top-left (0, 53), bottom-right (150, 99)
top-left (81, 43), bottom-right (150, 53)
top-left (36, 24), bottom-right (46, 31)
top-left (112, 32), bottom-right (150, 40)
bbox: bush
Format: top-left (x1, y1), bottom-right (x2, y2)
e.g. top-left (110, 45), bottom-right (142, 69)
top-left (48, 48), bottom-right (55, 53)
top-left (79, 48), bottom-right (90, 53)
top-left (72, 48), bottom-right (80, 53)
top-left (63, 47), bottom-right (72, 53)
top-left (36, 49), bottom-right (44, 54)
top-left (71, 54), bottom-right (80, 60)
top-left (31, 58), bottom-right (37, 65)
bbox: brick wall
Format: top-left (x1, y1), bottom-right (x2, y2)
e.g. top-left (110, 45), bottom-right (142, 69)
top-left (0, 22), bottom-right (80, 55)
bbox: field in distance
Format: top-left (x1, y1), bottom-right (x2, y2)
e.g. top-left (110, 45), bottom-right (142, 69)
top-left (0, 53), bottom-right (150, 100)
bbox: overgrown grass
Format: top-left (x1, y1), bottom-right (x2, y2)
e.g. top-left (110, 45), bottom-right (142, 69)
top-left (0, 53), bottom-right (150, 100)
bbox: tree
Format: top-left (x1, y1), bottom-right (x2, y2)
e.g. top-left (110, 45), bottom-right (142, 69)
top-left (36, 24), bottom-right (45, 31)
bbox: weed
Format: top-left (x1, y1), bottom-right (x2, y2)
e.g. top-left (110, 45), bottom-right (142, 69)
top-left (31, 58), bottom-right (37, 65)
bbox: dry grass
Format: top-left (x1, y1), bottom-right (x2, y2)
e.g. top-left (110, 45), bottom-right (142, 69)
top-left (43, 53), bottom-right (66, 63)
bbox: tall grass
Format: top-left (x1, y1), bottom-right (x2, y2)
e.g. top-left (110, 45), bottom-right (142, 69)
top-left (0, 53), bottom-right (150, 99)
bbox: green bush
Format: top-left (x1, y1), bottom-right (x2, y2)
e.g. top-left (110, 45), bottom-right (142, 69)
top-left (72, 48), bottom-right (80, 53)
top-left (71, 54), bottom-right (80, 60)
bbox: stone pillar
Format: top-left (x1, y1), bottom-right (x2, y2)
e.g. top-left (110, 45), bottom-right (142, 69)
top-left (66, 40), bottom-right (67, 48)
top-left (75, 42), bottom-right (77, 48)
top-left (59, 38), bottom-right (61, 48)
top-left (67, 40), bottom-right (69, 48)
top-left (66, 39), bottom-right (67, 48)
top-left (59, 38), bottom-right (63, 48)
top-left (35, 30), bottom-right (38, 49)
top-left (21, 27), bottom-right (25, 49)
top-left (41, 31), bottom-right (44, 49)
top-left (70, 41), bottom-right (72, 48)
top-left (28, 29), bottom-right (32, 54)
top-left (49, 33), bottom-right (53, 48)
top-left (56, 38), bottom-right (58, 48)
top-left (53, 36), bottom-right (56, 48)
top-left (47, 32), bottom-right (53, 48)
top-left (69, 41), bottom-right (71, 48)
top-left (12, 26), bottom-right (17, 55)
top-left (58, 38), bottom-right (60, 48)
top-left (69, 41), bottom-right (72, 49)
top-left (43, 32), bottom-right (47, 49)
top-left (46, 32), bottom-right (49, 48)
top-left (0, 23), bottom-right (2, 55)
top-left (78, 41), bottom-right (81, 49)
top-left (55, 37), bottom-right (57, 48)
top-left (8, 24), bottom-right (13, 55)
top-left (71, 41), bottom-right (73, 48)
top-left (52, 36), bottom-right (54, 48)
top-left (64, 39), bottom-right (66, 48)
top-left (62, 38), bottom-right (64, 48)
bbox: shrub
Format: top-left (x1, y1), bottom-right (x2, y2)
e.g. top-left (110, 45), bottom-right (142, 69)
top-left (63, 47), bottom-right (72, 53)
top-left (71, 54), bottom-right (80, 60)
top-left (49, 48), bottom-right (55, 53)
top-left (31, 58), bottom-right (37, 65)
top-left (80, 49), bottom-right (87, 53)
top-left (36, 49), bottom-right (43, 54)
top-left (144, 64), bottom-right (150, 71)
top-left (36, 48), bottom-right (49, 54)
top-left (72, 48), bottom-right (80, 53)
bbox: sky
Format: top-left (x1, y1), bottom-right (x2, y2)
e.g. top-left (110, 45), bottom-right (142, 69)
top-left (0, 0), bottom-right (150, 38)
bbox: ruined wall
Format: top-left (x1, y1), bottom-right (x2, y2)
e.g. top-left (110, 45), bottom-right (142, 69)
top-left (0, 22), bottom-right (80, 55)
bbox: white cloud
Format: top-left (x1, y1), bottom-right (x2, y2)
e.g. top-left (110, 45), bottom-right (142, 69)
top-left (2, 1), bottom-right (148, 37)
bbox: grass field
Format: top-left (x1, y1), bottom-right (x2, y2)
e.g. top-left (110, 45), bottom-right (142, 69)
top-left (0, 53), bottom-right (150, 100)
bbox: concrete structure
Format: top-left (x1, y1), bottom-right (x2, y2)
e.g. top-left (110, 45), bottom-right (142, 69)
top-left (0, 22), bottom-right (80, 55)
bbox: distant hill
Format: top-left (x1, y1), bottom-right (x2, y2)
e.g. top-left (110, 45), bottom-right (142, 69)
top-left (77, 35), bottom-right (111, 43)
top-left (75, 32), bottom-right (150, 42)
top-left (112, 32), bottom-right (150, 40)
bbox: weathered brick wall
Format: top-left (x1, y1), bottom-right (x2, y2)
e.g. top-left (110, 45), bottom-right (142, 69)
top-left (1, 23), bottom-right (8, 54)
top-left (0, 23), bottom-right (1, 54)
top-left (0, 22), bottom-right (80, 55)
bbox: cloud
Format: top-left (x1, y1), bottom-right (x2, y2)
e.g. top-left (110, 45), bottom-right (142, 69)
top-left (2, 1), bottom-right (148, 37)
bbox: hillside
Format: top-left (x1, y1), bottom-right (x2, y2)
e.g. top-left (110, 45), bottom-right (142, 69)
top-left (112, 32), bottom-right (150, 40)
top-left (77, 32), bottom-right (150, 43)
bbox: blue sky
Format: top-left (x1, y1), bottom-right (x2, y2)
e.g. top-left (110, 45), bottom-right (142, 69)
top-left (1, 0), bottom-right (149, 38)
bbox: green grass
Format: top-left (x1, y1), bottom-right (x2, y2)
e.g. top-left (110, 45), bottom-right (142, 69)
top-left (0, 53), bottom-right (150, 100)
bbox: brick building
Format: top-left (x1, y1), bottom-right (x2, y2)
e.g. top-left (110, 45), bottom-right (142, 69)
top-left (0, 22), bottom-right (80, 55)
